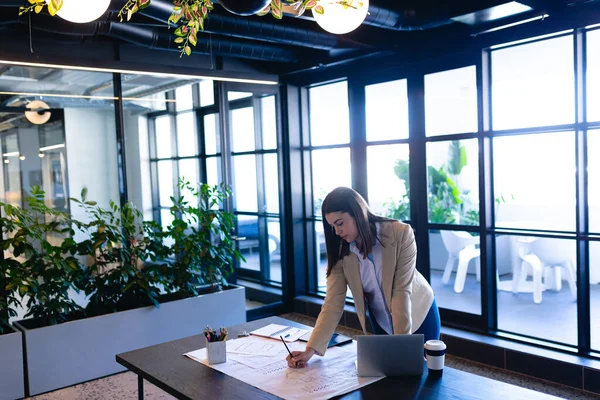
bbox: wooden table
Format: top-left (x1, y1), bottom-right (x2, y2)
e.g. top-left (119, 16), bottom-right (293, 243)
top-left (116, 316), bottom-right (560, 400)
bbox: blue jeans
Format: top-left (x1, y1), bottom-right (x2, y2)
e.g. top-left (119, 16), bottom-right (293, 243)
top-left (367, 298), bottom-right (441, 342)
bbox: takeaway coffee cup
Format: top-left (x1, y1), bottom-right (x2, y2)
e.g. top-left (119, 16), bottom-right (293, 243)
top-left (424, 340), bottom-right (446, 377)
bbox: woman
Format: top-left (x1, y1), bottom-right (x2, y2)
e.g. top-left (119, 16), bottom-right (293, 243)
top-left (286, 187), bottom-right (440, 368)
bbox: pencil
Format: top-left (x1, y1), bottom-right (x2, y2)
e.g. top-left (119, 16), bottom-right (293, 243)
top-left (280, 335), bottom-right (296, 367)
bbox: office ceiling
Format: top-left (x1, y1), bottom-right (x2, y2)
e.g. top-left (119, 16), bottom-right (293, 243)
top-left (0, 0), bottom-right (598, 75)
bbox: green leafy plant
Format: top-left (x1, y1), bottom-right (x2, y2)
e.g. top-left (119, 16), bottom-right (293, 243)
top-left (162, 179), bottom-right (243, 295)
top-left (1, 187), bottom-right (83, 326)
top-left (19, 0), bottom-right (63, 16)
top-left (71, 189), bottom-right (170, 316)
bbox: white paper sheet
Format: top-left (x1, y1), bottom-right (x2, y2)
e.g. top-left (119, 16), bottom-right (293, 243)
top-left (249, 323), bottom-right (309, 342)
top-left (226, 336), bottom-right (284, 357)
top-left (184, 337), bottom-right (383, 400)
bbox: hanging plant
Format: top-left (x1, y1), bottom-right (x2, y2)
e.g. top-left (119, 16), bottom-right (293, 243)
top-left (118, 0), bottom-right (214, 57)
top-left (18, 0), bottom-right (63, 16)
top-left (170, 0), bottom-right (214, 57)
top-left (256, 0), bottom-right (323, 19)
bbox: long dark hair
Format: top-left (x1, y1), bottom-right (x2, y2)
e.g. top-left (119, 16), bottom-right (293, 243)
top-left (321, 187), bottom-right (395, 277)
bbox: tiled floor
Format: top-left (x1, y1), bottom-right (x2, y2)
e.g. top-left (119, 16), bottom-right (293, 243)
top-left (25, 312), bottom-right (600, 400)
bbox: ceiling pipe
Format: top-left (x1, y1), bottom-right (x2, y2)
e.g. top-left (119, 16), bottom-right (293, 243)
top-left (2, 13), bottom-right (298, 62)
top-left (100, 21), bottom-right (297, 62)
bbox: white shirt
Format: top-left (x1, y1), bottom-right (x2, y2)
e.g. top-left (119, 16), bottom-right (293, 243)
top-left (349, 224), bottom-right (394, 335)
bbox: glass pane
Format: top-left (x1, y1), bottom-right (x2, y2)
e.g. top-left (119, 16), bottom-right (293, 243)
top-left (233, 155), bottom-right (258, 212)
top-left (228, 91), bottom-right (253, 101)
top-left (426, 139), bottom-right (479, 225)
top-left (155, 116), bottom-right (172, 158)
top-left (176, 112), bottom-right (197, 157)
top-left (497, 235), bottom-right (577, 345)
top-left (590, 130), bottom-right (600, 233)
top-left (494, 132), bottom-right (575, 231)
top-left (309, 82), bottom-right (350, 146)
top-left (157, 160), bottom-right (174, 207)
top-left (267, 218), bottom-right (282, 284)
top-left (591, 241), bottom-right (600, 350)
top-left (425, 67), bottom-right (477, 136)
top-left (160, 208), bottom-right (175, 248)
top-left (365, 79), bottom-right (409, 141)
top-left (237, 215), bottom-right (259, 271)
top-left (430, 230), bottom-right (481, 315)
top-left (588, 29), bottom-right (600, 122)
top-left (367, 144), bottom-right (410, 220)
top-left (179, 158), bottom-right (198, 200)
top-left (261, 96), bottom-right (277, 150)
top-left (175, 84), bottom-right (194, 111)
top-left (206, 156), bottom-right (221, 187)
top-left (200, 80), bottom-right (214, 107)
top-left (203, 113), bottom-right (219, 155)
top-left (231, 107), bottom-right (255, 153)
top-left (311, 148), bottom-right (351, 216)
top-left (39, 124), bottom-right (68, 212)
top-left (264, 153), bottom-right (279, 214)
top-left (492, 35), bottom-right (574, 130)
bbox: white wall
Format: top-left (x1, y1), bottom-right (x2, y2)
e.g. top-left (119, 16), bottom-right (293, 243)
top-left (64, 108), bottom-right (119, 242)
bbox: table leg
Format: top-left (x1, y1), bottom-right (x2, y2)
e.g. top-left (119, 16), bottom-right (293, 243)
top-left (138, 375), bottom-right (144, 400)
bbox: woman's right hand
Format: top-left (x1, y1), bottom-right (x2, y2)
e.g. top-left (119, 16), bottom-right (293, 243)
top-left (286, 347), bottom-right (316, 368)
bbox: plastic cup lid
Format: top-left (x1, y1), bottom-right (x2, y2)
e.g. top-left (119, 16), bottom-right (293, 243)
top-left (424, 340), bottom-right (447, 351)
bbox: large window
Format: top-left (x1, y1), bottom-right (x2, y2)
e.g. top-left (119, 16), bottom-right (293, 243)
top-left (488, 33), bottom-right (582, 347)
top-left (230, 92), bottom-right (283, 288)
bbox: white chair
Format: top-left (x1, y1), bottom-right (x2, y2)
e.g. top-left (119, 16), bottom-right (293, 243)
top-left (440, 230), bottom-right (481, 293)
top-left (517, 237), bottom-right (577, 304)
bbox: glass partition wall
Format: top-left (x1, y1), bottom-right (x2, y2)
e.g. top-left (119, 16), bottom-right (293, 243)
top-left (0, 63), bottom-right (285, 319)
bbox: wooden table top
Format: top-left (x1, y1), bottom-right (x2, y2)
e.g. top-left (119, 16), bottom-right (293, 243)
top-left (116, 316), bottom-right (560, 400)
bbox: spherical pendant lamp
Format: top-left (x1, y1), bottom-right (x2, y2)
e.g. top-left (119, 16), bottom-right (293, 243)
top-left (46, 0), bottom-right (111, 23)
top-left (218, 0), bottom-right (272, 16)
top-left (312, 0), bottom-right (369, 35)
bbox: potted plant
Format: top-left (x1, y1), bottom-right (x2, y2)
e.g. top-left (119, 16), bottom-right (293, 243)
top-left (10, 183), bottom-right (246, 396)
top-left (0, 203), bottom-right (26, 400)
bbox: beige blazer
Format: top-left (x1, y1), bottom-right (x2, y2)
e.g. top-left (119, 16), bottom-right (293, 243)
top-left (307, 221), bottom-right (434, 356)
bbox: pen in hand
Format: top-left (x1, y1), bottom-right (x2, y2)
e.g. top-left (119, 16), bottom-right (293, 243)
top-left (280, 335), bottom-right (297, 368)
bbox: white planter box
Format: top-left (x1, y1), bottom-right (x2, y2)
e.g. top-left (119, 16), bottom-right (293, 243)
top-left (14, 285), bottom-right (246, 396)
top-left (0, 324), bottom-right (24, 400)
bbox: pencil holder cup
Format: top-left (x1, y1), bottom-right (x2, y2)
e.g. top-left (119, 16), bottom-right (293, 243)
top-left (206, 340), bottom-right (227, 364)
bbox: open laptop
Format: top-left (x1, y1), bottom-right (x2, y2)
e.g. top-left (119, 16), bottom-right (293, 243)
top-left (357, 334), bottom-right (424, 377)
